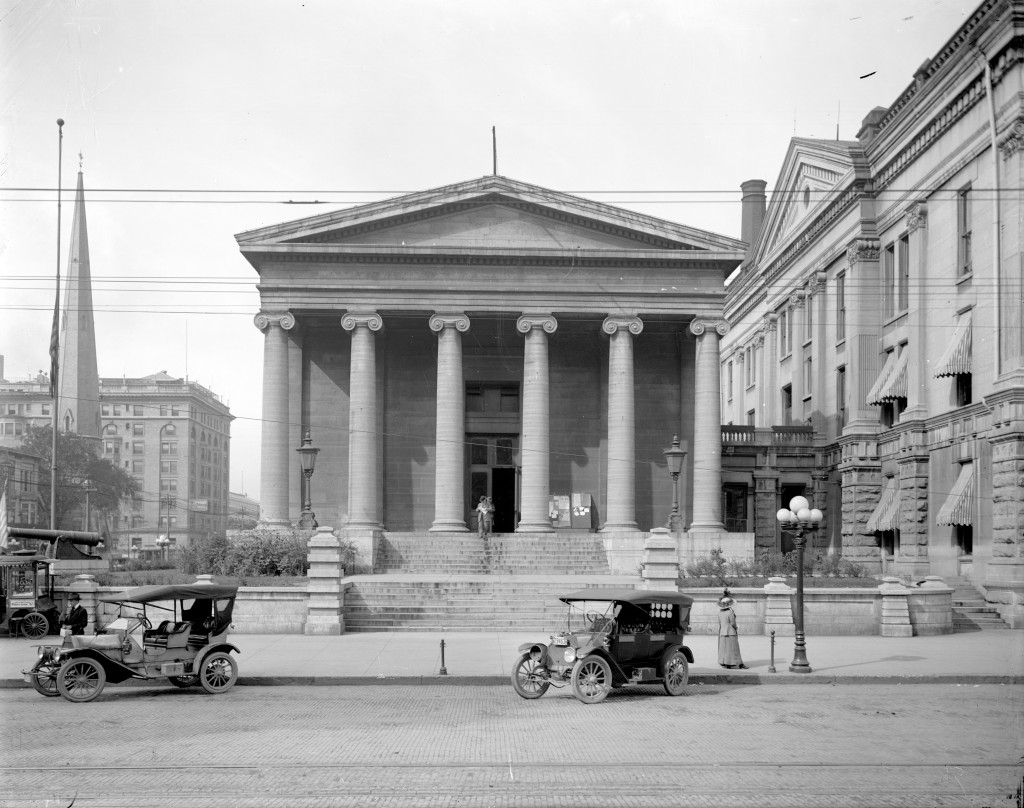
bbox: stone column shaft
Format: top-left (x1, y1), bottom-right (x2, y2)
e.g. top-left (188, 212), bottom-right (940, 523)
top-left (517, 314), bottom-right (557, 532)
top-left (255, 312), bottom-right (295, 526)
top-left (602, 316), bottom-right (642, 531)
top-left (342, 312), bottom-right (382, 530)
top-left (690, 319), bottom-right (728, 530)
top-left (430, 314), bottom-right (470, 532)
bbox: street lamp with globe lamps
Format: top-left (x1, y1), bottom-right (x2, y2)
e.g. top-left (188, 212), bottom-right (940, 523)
top-left (775, 495), bottom-right (823, 673)
top-left (296, 430), bottom-right (320, 530)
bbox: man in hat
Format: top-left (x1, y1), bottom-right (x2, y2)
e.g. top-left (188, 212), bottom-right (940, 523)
top-left (717, 591), bottom-right (747, 669)
top-left (61, 593), bottom-right (88, 636)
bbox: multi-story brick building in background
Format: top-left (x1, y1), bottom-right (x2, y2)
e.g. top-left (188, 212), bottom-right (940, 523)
top-left (0, 366), bottom-right (232, 556)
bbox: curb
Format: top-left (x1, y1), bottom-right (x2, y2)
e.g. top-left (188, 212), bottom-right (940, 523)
top-left (5, 674), bottom-right (1021, 689)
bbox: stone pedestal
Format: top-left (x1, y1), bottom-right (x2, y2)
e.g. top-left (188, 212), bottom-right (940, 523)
top-left (305, 526), bottom-right (344, 636)
top-left (878, 576), bottom-right (913, 637)
top-left (641, 530), bottom-right (678, 590)
top-left (763, 576), bottom-right (793, 637)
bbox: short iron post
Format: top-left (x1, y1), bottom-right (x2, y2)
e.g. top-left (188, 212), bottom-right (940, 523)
top-left (439, 639), bottom-right (448, 675)
top-left (768, 630), bottom-right (776, 673)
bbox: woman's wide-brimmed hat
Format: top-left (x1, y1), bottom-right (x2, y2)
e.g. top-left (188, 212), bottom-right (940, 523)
top-left (719, 596), bottom-right (734, 607)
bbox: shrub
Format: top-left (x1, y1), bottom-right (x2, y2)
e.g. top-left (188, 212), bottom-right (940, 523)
top-left (178, 530), bottom-right (310, 578)
top-left (684, 548), bottom-right (731, 587)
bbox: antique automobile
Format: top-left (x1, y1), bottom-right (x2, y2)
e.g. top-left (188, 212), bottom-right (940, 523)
top-left (1, 553), bottom-right (59, 639)
top-left (24, 583), bottom-right (239, 703)
top-left (510, 588), bottom-right (694, 704)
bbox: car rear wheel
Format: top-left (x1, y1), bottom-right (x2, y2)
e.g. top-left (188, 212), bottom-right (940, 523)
top-left (661, 649), bottom-right (689, 696)
top-left (168, 675), bottom-right (198, 688)
top-left (21, 612), bottom-right (49, 639)
top-left (199, 651), bottom-right (237, 694)
top-left (510, 653), bottom-right (550, 699)
top-left (57, 658), bottom-right (106, 703)
top-left (571, 655), bottom-right (612, 704)
top-left (30, 661), bottom-right (60, 697)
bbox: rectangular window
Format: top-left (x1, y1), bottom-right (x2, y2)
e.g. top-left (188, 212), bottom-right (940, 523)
top-left (897, 234), bottom-right (909, 313)
top-left (134, 405), bottom-right (144, 416)
top-left (103, 440), bottom-right (119, 454)
top-left (41, 404), bottom-right (50, 415)
top-left (133, 424), bottom-right (145, 436)
top-left (101, 405), bottom-right (110, 416)
top-left (803, 357), bottom-right (813, 396)
top-left (132, 441), bottom-right (144, 455)
top-left (781, 384), bottom-right (793, 425)
top-left (746, 409), bottom-right (755, 426)
top-left (778, 310), bottom-right (789, 357)
top-left (113, 404), bottom-right (121, 416)
top-left (161, 441), bottom-right (177, 456)
top-left (836, 274), bottom-right (846, 340)
top-left (805, 296), bottom-right (813, 342)
top-left (499, 389), bottom-right (519, 413)
top-left (160, 460), bottom-right (178, 474)
top-left (956, 374), bottom-right (973, 407)
top-left (744, 347), bottom-right (754, 386)
top-left (883, 243), bottom-right (896, 320)
top-left (958, 186), bottom-right (972, 275)
top-left (160, 478), bottom-right (177, 493)
top-left (837, 366), bottom-right (847, 428)
top-left (132, 460), bottom-right (144, 473)
top-left (727, 361), bottom-right (734, 401)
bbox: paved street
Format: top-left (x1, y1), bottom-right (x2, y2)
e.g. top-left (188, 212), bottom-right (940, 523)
top-left (2, 683), bottom-right (1021, 807)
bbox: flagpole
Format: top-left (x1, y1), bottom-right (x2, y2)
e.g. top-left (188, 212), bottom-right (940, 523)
top-left (50, 118), bottom-right (64, 530)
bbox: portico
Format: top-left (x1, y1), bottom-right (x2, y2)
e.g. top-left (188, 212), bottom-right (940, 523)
top-left (237, 175), bottom-right (745, 552)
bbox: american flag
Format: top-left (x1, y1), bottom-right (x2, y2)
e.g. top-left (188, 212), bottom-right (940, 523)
top-left (0, 489), bottom-right (9, 551)
top-left (49, 284), bottom-right (60, 399)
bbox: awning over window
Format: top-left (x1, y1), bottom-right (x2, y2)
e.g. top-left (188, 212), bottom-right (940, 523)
top-left (866, 477), bottom-right (900, 533)
top-left (936, 463), bottom-right (974, 526)
top-left (934, 311), bottom-right (972, 377)
top-left (866, 350), bottom-right (909, 405)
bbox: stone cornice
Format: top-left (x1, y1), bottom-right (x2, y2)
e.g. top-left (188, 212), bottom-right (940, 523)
top-left (516, 314), bottom-right (558, 335)
top-left (429, 313), bottom-right (470, 333)
top-left (253, 311), bottom-right (295, 332)
top-left (340, 311), bottom-right (383, 332)
top-left (601, 315), bottom-right (644, 336)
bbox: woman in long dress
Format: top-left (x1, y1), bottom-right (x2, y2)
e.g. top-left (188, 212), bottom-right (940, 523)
top-left (718, 595), bottom-right (747, 669)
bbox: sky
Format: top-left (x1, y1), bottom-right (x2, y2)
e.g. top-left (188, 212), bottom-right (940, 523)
top-left (0, 0), bottom-right (976, 502)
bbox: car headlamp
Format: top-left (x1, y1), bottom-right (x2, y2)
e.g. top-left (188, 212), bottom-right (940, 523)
top-left (37, 646), bottom-right (45, 658)
top-left (563, 648), bottom-right (576, 664)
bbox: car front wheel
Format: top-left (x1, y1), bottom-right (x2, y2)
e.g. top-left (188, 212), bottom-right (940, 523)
top-left (510, 653), bottom-right (550, 699)
top-left (571, 655), bottom-right (612, 704)
top-left (57, 658), bottom-right (106, 703)
top-left (199, 652), bottom-right (237, 694)
top-left (30, 661), bottom-right (60, 697)
top-left (661, 649), bottom-right (690, 696)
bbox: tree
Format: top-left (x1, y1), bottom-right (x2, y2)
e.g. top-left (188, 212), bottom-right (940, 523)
top-left (19, 424), bottom-right (139, 531)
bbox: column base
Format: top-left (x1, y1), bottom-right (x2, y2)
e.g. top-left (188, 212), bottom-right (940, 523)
top-left (429, 521), bottom-right (469, 533)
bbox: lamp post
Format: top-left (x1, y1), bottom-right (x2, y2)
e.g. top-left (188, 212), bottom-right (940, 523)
top-left (156, 534), bottom-right (170, 562)
top-left (775, 495), bottom-right (823, 674)
top-left (296, 430), bottom-right (320, 530)
top-left (662, 434), bottom-right (686, 532)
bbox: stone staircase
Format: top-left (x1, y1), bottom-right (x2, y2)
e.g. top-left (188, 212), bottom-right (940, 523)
top-left (949, 578), bottom-right (1009, 632)
top-left (344, 531), bottom-right (625, 631)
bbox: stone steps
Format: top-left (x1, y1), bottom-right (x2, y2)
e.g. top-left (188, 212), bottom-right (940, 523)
top-left (948, 580), bottom-right (1010, 631)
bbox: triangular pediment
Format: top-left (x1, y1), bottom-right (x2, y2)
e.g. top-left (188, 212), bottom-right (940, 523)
top-left (236, 175), bottom-right (746, 255)
top-left (755, 139), bottom-right (865, 263)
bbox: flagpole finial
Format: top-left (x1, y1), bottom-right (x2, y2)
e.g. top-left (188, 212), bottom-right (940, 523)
top-left (79, 151), bottom-right (83, 170)
top-left (57, 118), bottom-right (64, 127)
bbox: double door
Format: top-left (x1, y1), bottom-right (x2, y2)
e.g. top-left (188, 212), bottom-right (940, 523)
top-left (468, 435), bottom-right (518, 533)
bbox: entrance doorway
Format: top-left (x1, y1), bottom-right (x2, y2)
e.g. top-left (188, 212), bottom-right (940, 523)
top-left (468, 435), bottom-right (519, 533)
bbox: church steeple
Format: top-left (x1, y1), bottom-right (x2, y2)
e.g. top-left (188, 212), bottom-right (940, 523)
top-left (56, 165), bottom-right (101, 439)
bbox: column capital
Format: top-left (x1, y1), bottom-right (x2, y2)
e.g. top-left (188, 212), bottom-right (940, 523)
top-left (341, 311), bottom-right (383, 332)
top-left (602, 315), bottom-right (643, 336)
top-left (516, 314), bottom-right (558, 334)
top-left (689, 319), bottom-right (729, 337)
top-left (905, 201), bottom-right (928, 233)
top-left (846, 237), bottom-right (880, 266)
top-left (429, 313), bottom-right (470, 333)
top-left (254, 311), bottom-right (296, 332)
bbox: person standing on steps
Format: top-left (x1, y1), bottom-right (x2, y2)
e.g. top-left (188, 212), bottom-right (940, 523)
top-left (717, 591), bottom-right (747, 669)
top-left (484, 496), bottom-right (495, 536)
top-left (476, 496), bottom-right (491, 538)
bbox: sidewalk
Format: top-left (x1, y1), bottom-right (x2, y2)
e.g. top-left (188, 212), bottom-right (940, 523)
top-left (3, 629), bottom-right (1022, 687)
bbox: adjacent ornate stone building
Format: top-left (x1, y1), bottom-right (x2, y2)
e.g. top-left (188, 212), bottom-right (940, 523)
top-left (237, 175), bottom-right (749, 560)
top-left (722, 0), bottom-right (1024, 626)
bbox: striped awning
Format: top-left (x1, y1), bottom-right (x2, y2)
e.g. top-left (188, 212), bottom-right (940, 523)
top-left (866, 477), bottom-right (900, 533)
top-left (936, 463), bottom-right (974, 526)
top-left (934, 311), bottom-right (972, 377)
top-left (866, 350), bottom-right (909, 405)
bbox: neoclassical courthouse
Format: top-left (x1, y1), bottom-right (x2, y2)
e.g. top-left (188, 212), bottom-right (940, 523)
top-left (238, 176), bottom-right (750, 546)
top-left (239, 0), bottom-right (1024, 628)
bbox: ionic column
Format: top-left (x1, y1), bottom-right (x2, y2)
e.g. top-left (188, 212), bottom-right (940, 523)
top-left (255, 311), bottom-right (295, 526)
top-left (845, 238), bottom-right (882, 428)
top-left (904, 202), bottom-right (929, 418)
top-left (602, 315), bottom-right (642, 531)
top-left (690, 318), bottom-right (729, 530)
top-left (761, 313), bottom-right (778, 425)
top-left (516, 314), bottom-right (557, 532)
top-left (791, 292), bottom-right (806, 418)
top-left (430, 313), bottom-right (470, 532)
top-left (342, 311), bottom-right (382, 530)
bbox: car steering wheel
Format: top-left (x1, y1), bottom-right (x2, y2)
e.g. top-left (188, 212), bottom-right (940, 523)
top-left (585, 612), bottom-right (604, 629)
top-left (136, 615), bottom-right (152, 630)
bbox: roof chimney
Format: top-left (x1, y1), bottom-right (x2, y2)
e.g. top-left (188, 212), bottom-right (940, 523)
top-left (740, 179), bottom-right (767, 257)
top-left (856, 106), bottom-right (888, 144)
